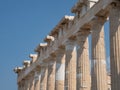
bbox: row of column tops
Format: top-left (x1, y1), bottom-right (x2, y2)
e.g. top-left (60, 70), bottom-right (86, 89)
top-left (49, 15), bottom-right (74, 36)
top-left (14, 54), bottom-right (38, 74)
top-left (34, 15), bottom-right (74, 52)
top-left (13, 15), bottom-right (108, 75)
top-left (71, 0), bottom-right (99, 13)
top-left (13, 15), bottom-right (75, 75)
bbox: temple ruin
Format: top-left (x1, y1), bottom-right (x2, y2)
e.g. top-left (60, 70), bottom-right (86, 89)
top-left (14, 0), bottom-right (120, 90)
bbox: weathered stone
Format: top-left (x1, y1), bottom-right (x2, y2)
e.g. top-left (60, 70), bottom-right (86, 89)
top-left (91, 17), bottom-right (107, 90)
top-left (109, 2), bottom-right (120, 90)
top-left (65, 39), bottom-right (77, 90)
top-left (13, 0), bottom-right (118, 90)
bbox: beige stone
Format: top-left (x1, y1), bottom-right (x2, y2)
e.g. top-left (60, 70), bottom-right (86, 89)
top-left (76, 31), bottom-right (91, 90)
top-left (91, 17), bottom-right (107, 90)
top-left (40, 66), bottom-right (48, 90)
top-left (13, 0), bottom-right (119, 90)
top-left (47, 59), bottom-right (56, 90)
top-left (65, 39), bottom-right (77, 90)
top-left (29, 73), bottom-right (35, 90)
top-left (34, 69), bottom-right (41, 90)
top-left (55, 48), bottom-right (65, 90)
top-left (109, 2), bottom-right (120, 90)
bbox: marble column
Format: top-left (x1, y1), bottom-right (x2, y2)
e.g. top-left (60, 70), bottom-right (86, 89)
top-left (26, 78), bottom-right (30, 90)
top-left (47, 57), bottom-right (56, 90)
top-left (76, 31), bottom-right (91, 90)
top-left (40, 66), bottom-right (48, 90)
top-left (29, 73), bottom-right (35, 90)
top-left (109, 2), bottom-right (120, 90)
top-left (24, 79), bottom-right (28, 90)
top-left (21, 80), bottom-right (26, 90)
top-left (18, 82), bottom-right (21, 90)
top-left (55, 48), bottom-right (65, 90)
top-left (34, 69), bottom-right (41, 90)
top-left (91, 17), bottom-right (107, 90)
top-left (65, 39), bottom-right (77, 90)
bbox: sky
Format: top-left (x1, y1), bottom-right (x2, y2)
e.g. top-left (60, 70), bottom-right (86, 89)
top-left (0, 0), bottom-right (109, 90)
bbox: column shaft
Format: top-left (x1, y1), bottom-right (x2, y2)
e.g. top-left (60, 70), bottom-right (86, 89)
top-left (18, 83), bottom-right (21, 90)
top-left (40, 66), bottom-right (48, 90)
top-left (77, 31), bottom-right (91, 90)
top-left (65, 39), bottom-right (77, 90)
top-left (55, 48), bottom-right (65, 90)
top-left (47, 60), bottom-right (56, 90)
top-left (34, 80), bottom-right (40, 90)
top-left (26, 79), bottom-right (30, 90)
top-left (91, 17), bottom-right (107, 90)
top-left (34, 71), bottom-right (41, 90)
top-left (24, 80), bottom-right (28, 90)
top-left (29, 74), bottom-right (35, 90)
top-left (109, 2), bottom-right (120, 90)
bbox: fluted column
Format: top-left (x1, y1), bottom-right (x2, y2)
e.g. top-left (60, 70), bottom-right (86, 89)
top-left (76, 31), bottom-right (91, 90)
top-left (34, 69), bottom-right (41, 90)
top-left (24, 79), bottom-right (28, 90)
top-left (20, 80), bottom-right (25, 90)
top-left (91, 17), bottom-right (107, 90)
top-left (109, 2), bottom-right (120, 90)
top-left (29, 73), bottom-right (35, 90)
top-left (18, 82), bottom-right (21, 90)
top-left (47, 57), bottom-right (56, 90)
top-left (55, 48), bottom-right (65, 90)
top-left (65, 39), bottom-right (77, 90)
top-left (26, 78), bottom-right (30, 90)
top-left (40, 66), bottom-right (48, 90)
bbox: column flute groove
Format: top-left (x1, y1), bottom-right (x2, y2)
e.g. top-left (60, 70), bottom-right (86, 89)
top-left (91, 17), bottom-right (107, 90)
top-left (109, 1), bottom-right (120, 90)
top-left (77, 31), bottom-right (91, 90)
top-left (34, 68), bottom-right (41, 90)
top-left (47, 57), bottom-right (56, 90)
top-left (40, 66), bottom-right (48, 90)
top-left (29, 73), bottom-right (35, 90)
top-left (65, 39), bottom-right (77, 90)
top-left (55, 48), bottom-right (65, 90)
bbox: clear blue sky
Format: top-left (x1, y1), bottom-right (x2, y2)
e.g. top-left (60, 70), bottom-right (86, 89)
top-left (0, 0), bottom-right (109, 90)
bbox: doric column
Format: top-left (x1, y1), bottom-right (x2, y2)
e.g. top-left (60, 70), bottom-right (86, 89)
top-left (40, 66), bottom-right (48, 90)
top-left (65, 39), bottom-right (77, 90)
top-left (34, 69), bottom-right (41, 90)
top-left (76, 31), bottom-right (91, 90)
top-left (29, 73), bottom-right (35, 90)
top-left (18, 82), bottom-right (22, 90)
top-left (25, 78), bottom-right (30, 90)
top-left (91, 17), bottom-right (107, 90)
top-left (109, 2), bottom-right (120, 90)
top-left (19, 80), bottom-right (25, 90)
top-left (55, 48), bottom-right (65, 90)
top-left (47, 57), bottom-right (56, 90)
top-left (23, 79), bottom-right (28, 90)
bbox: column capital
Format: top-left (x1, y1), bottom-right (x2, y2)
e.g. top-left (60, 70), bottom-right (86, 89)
top-left (76, 30), bottom-right (90, 44)
top-left (34, 70), bottom-right (41, 81)
top-left (56, 47), bottom-right (65, 54)
top-left (28, 71), bottom-right (35, 77)
top-left (65, 39), bottom-right (75, 45)
top-left (91, 16), bottom-right (107, 26)
top-left (49, 55), bottom-right (56, 62)
top-left (65, 39), bottom-right (77, 51)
